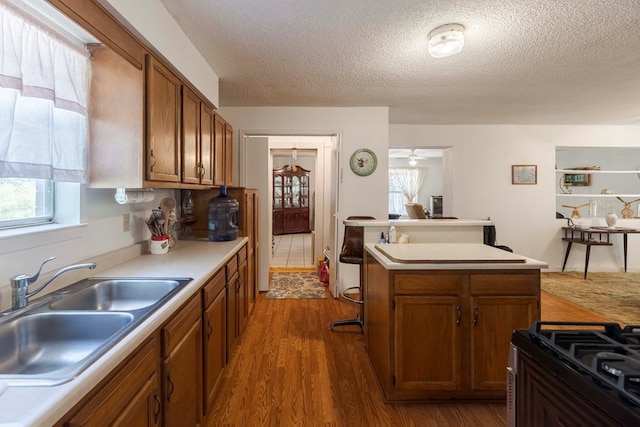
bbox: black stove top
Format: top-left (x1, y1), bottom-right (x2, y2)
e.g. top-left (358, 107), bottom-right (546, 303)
top-left (512, 321), bottom-right (640, 425)
top-left (528, 322), bottom-right (640, 407)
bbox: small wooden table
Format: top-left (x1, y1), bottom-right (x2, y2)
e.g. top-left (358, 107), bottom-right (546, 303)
top-left (561, 226), bottom-right (640, 278)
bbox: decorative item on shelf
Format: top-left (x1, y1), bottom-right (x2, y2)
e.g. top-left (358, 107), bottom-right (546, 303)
top-left (562, 203), bottom-right (589, 218)
top-left (616, 197), bottom-right (640, 219)
top-left (605, 212), bottom-right (618, 229)
top-left (512, 164), bottom-right (537, 185)
top-left (601, 188), bottom-right (613, 194)
top-left (180, 190), bottom-right (197, 239)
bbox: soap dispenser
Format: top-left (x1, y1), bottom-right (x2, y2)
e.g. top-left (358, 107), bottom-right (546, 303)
top-left (388, 223), bottom-right (397, 243)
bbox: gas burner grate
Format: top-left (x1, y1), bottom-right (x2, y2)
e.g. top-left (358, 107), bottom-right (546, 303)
top-left (529, 321), bottom-right (640, 407)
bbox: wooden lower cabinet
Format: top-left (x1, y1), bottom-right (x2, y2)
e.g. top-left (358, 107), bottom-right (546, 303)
top-left (162, 294), bottom-right (203, 426)
top-left (57, 244), bottom-right (252, 426)
top-left (364, 254), bottom-right (540, 401)
top-left (63, 336), bottom-right (162, 426)
top-left (202, 269), bottom-right (227, 416)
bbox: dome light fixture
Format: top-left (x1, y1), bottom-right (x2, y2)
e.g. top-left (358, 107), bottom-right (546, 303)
top-left (428, 23), bottom-right (465, 58)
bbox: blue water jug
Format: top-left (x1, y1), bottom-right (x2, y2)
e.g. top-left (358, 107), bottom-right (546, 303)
top-left (208, 185), bottom-right (239, 241)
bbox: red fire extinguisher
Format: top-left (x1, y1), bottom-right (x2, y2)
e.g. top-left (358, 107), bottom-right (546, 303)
top-left (319, 261), bottom-right (329, 285)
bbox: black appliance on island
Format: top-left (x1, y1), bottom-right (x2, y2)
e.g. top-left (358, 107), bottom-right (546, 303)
top-left (509, 321), bottom-right (640, 426)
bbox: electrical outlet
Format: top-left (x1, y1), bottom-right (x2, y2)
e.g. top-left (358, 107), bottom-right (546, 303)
top-left (122, 213), bottom-right (130, 232)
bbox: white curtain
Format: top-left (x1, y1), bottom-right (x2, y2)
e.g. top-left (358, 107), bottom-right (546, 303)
top-left (390, 167), bottom-right (426, 202)
top-left (0, 3), bottom-right (89, 182)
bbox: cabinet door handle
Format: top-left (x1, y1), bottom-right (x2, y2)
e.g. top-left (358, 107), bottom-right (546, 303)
top-left (207, 317), bottom-right (213, 340)
top-left (153, 389), bottom-right (161, 424)
top-left (149, 149), bottom-right (156, 172)
top-left (473, 305), bottom-right (479, 326)
top-left (166, 371), bottom-right (174, 402)
top-left (456, 305), bottom-right (461, 326)
top-left (200, 164), bottom-right (206, 178)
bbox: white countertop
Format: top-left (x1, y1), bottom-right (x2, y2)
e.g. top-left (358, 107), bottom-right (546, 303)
top-left (0, 238), bottom-right (247, 427)
top-left (344, 218), bottom-right (493, 227)
top-left (366, 243), bottom-right (548, 270)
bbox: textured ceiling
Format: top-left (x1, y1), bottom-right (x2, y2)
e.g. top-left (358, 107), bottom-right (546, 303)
top-left (159, 0), bottom-right (640, 125)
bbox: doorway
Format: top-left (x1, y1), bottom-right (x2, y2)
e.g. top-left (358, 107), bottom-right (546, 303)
top-left (271, 149), bottom-right (316, 269)
top-left (241, 134), bottom-right (340, 296)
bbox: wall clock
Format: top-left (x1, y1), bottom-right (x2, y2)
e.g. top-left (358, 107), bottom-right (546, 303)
top-left (349, 148), bottom-right (377, 176)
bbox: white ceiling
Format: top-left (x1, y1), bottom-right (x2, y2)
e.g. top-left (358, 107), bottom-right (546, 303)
top-left (159, 0), bottom-right (640, 125)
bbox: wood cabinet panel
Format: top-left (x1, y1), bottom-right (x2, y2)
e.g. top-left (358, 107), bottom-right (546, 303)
top-left (395, 296), bottom-right (464, 391)
top-left (181, 86), bottom-right (200, 184)
top-left (213, 114), bottom-right (226, 186)
top-left (394, 273), bottom-right (465, 295)
top-left (64, 336), bottom-right (161, 427)
top-left (203, 283), bottom-right (226, 417)
top-left (226, 270), bottom-right (239, 359)
top-left (238, 256), bottom-right (248, 334)
top-left (146, 55), bottom-right (181, 183)
top-left (225, 123), bottom-right (233, 186)
top-left (470, 273), bottom-right (539, 295)
top-left (162, 295), bottom-right (202, 427)
top-left (200, 104), bottom-right (214, 185)
top-left (471, 296), bottom-right (538, 391)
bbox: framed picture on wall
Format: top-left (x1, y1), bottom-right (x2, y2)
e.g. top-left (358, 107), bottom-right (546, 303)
top-left (512, 164), bottom-right (537, 185)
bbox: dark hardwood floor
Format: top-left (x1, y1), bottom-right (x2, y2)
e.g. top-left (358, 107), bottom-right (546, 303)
top-left (205, 287), bottom-right (610, 426)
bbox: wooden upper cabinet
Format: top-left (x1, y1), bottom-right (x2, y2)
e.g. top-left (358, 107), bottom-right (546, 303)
top-left (146, 55), bottom-right (181, 183)
top-left (213, 114), bottom-right (226, 186)
top-left (181, 86), bottom-right (200, 185)
top-left (200, 104), bottom-right (215, 186)
top-left (224, 122), bottom-right (233, 186)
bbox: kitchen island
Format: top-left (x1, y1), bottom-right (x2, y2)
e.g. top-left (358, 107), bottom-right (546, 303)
top-left (363, 242), bottom-right (547, 402)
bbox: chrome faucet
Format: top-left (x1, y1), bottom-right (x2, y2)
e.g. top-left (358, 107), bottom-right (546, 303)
top-left (9, 257), bottom-right (96, 310)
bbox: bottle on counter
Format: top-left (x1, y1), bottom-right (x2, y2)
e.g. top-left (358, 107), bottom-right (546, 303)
top-left (388, 223), bottom-right (397, 243)
top-left (208, 185), bottom-right (239, 241)
top-left (379, 232), bottom-right (386, 243)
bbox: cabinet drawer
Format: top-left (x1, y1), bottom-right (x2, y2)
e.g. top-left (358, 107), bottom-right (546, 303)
top-left (238, 245), bottom-right (247, 263)
top-left (470, 272), bottom-right (539, 296)
top-left (225, 254), bottom-right (238, 279)
top-left (394, 273), bottom-right (465, 295)
top-left (203, 269), bottom-right (226, 308)
top-left (163, 294), bottom-right (201, 355)
top-left (64, 335), bottom-right (160, 426)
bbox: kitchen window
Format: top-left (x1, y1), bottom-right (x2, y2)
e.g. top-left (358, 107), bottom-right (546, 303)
top-left (0, 178), bottom-right (54, 229)
top-left (0, 2), bottom-right (90, 230)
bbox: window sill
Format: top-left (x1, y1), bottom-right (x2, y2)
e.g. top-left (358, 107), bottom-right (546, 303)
top-left (0, 223), bottom-right (87, 255)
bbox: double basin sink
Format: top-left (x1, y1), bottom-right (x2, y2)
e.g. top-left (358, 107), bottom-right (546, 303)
top-left (0, 277), bottom-right (192, 386)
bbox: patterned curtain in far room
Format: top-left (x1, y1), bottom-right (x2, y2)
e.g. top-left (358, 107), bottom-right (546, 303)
top-left (389, 167), bottom-right (426, 215)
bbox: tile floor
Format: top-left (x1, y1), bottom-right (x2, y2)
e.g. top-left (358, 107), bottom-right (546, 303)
top-left (271, 233), bottom-right (314, 268)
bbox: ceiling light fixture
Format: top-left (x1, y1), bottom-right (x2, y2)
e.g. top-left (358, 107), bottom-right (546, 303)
top-left (408, 149), bottom-right (418, 166)
top-left (428, 23), bottom-right (465, 58)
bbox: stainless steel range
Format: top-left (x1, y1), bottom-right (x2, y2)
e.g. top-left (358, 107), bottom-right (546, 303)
top-left (509, 322), bottom-right (640, 427)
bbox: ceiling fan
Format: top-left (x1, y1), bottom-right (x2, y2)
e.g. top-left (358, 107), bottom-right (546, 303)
top-left (407, 149), bottom-right (422, 166)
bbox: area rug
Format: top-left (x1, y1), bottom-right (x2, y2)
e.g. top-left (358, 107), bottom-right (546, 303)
top-left (541, 272), bottom-right (640, 325)
top-left (266, 272), bottom-right (327, 299)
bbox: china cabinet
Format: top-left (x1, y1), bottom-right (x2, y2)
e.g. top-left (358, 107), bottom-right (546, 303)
top-left (272, 165), bottom-right (311, 235)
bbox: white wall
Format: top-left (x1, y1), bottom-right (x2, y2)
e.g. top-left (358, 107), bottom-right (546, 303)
top-left (221, 106), bottom-right (389, 293)
top-left (98, 0), bottom-right (219, 107)
top-left (390, 124), bottom-right (640, 272)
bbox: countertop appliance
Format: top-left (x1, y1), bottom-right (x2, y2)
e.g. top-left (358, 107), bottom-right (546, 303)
top-left (509, 321), bottom-right (640, 427)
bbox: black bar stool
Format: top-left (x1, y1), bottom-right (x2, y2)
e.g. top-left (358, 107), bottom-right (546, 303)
top-left (330, 216), bottom-right (375, 330)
